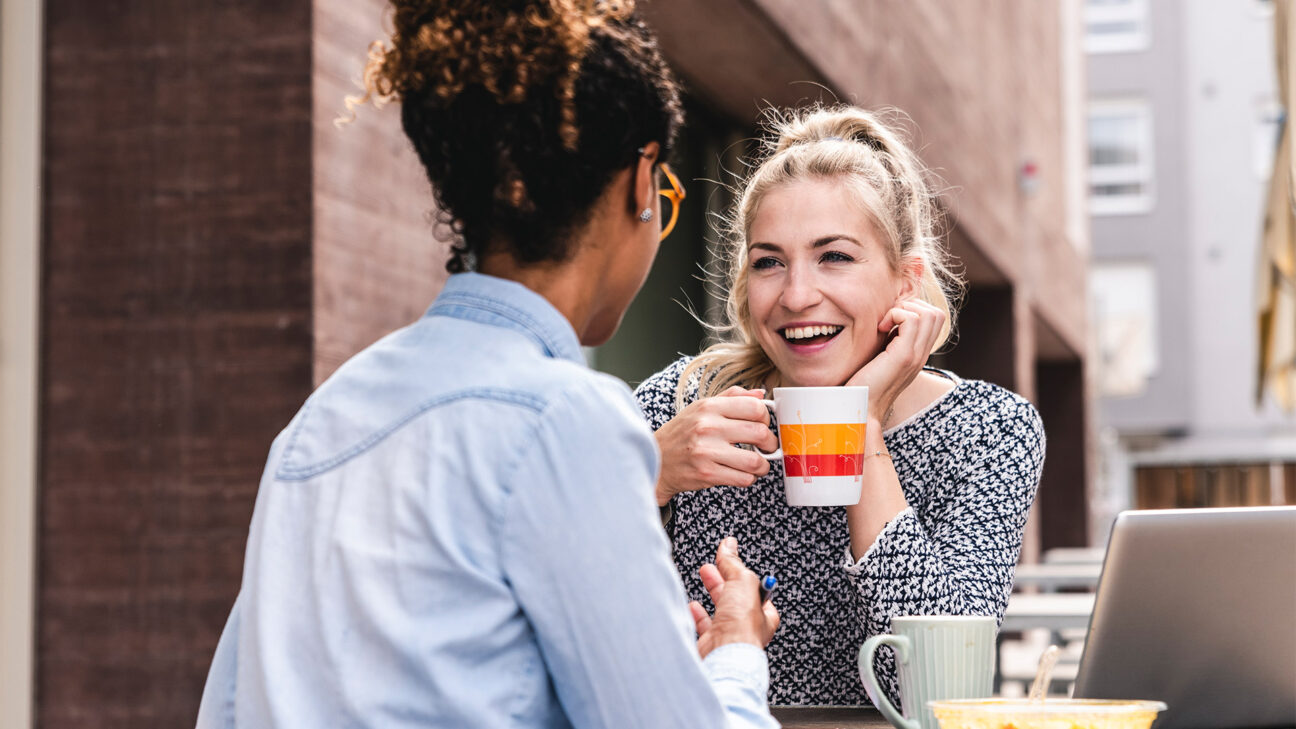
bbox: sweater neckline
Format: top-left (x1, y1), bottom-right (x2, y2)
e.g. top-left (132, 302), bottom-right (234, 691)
top-left (883, 370), bottom-right (965, 436)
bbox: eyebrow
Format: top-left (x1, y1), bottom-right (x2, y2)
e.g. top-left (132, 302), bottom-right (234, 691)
top-left (749, 235), bottom-right (863, 252)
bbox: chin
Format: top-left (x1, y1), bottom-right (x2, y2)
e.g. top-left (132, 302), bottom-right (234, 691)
top-left (776, 368), bottom-right (845, 388)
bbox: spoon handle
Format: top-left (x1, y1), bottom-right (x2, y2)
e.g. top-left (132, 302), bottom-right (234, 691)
top-left (1028, 644), bottom-right (1061, 701)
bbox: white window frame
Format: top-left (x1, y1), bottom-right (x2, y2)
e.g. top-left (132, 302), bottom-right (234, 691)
top-left (1084, 0), bottom-right (1150, 54)
top-left (1088, 98), bottom-right (1156, 216)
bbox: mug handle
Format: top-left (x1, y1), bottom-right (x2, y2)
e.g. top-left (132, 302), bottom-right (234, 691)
top-left (859, 634), bottom-right (917, 729)
top-left (757, 400), bottom-right (781, 460)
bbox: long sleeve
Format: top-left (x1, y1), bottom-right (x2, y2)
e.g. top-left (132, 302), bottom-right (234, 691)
top-left (633, 356), bottom-right (691, 431)
top-left (501, 374), bottom-right (778, 729)
top-left (630, 358), bottom-right (1043, 708)
top-left (843, 387), bottom-right (1045, 706)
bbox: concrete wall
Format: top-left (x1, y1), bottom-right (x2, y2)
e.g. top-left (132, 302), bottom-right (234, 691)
top-left (1091, 0), bottom-right (1290, 445)
top-left (1088, 0), bottom-right (1194, 433)
top-left (1183, 0), bottom-right (1288, 437)
top-left (1, 0), bottom-right (43, 725)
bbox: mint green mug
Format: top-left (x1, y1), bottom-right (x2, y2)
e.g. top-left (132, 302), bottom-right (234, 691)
top-left (858, 615), bottom-right (997, 729)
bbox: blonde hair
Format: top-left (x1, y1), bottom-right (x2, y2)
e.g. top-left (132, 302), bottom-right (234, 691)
top-left (678, 105), bottom-right (964, 407)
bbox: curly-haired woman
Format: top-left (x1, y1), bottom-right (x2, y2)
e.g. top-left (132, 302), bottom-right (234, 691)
top-left (196, 2), bottom-right (779, 727)
top-left (635, 105), bottom-right (1046, 710)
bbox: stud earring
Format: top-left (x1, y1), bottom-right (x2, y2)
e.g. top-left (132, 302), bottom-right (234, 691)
top-left (639, 208), bottom-right (654, 223)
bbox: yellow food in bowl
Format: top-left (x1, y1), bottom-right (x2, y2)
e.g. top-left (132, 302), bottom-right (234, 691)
top-left (929, 699), bottom-right (1167, 729)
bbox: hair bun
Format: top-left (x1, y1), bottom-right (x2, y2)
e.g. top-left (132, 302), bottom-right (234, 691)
top-left (347, 0), bottom-right (634, 148)
top-left (769, 105), bottom-right (897, 155)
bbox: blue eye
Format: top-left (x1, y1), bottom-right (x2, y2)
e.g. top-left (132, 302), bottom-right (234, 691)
top-left (820, 250), bottom-right (854, 264)
top-left (751, 256), bottom-right (781, 270)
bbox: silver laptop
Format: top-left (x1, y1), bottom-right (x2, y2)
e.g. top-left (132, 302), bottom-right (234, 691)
top-left (1073, 506), bottom-right (1296, 729)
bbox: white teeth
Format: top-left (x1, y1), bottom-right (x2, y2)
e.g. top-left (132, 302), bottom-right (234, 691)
top-left (783, 325), bottom-right (842, 340)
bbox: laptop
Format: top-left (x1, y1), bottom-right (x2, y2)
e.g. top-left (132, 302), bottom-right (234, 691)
top-left (1072, 506), bottom-right (1296, 729)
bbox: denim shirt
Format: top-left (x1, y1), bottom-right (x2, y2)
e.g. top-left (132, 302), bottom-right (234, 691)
top-left (196, 273), bottom-right (777, 729)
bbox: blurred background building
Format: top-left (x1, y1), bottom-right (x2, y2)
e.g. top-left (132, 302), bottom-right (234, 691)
top-left (1084, 0), bottom-right (1296, 546)
top-left (0, 0), bottom-right (1141, 725)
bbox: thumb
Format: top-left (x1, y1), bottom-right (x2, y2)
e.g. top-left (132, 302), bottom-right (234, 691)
top-left (714, 547), bottom-right (751, 584)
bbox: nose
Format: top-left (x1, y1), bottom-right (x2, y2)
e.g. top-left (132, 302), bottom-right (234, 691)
top-left (778, 265), bottom-right (824, 313)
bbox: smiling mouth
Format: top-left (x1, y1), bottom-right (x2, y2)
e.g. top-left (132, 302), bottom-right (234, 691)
top-left (781, 325), bottom-right (844, 345)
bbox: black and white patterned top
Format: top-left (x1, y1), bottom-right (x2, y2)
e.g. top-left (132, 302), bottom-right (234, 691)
top-left (634, 356), bottom-right (1045, 708)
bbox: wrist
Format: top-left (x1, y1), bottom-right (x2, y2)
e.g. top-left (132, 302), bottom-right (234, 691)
top-left (865, 415), bottom-right (888, 445)
top-left (707, 624), bottom-right (764, 650)
top-left (655, 479), bottom-right (675, 507)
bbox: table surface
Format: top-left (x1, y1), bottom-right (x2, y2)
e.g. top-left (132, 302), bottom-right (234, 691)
top-left (1012, 562), bottom-right (1103, 590)
top-left (769, 706), bottom-right (1296, 729)
top-left (1041, 546), bottom-right (1106, 565)
top-left (770, 706), bottom-right (889, 728)
top-left (1000, 592), bottom-right (1096, 632)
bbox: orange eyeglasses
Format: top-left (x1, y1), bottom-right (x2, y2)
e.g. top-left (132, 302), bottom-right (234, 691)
top-left (656, 163), bottom-right (686, 241)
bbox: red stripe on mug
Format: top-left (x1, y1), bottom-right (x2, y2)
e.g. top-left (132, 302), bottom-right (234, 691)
top-left (784, 453), bottom-right (865, 478)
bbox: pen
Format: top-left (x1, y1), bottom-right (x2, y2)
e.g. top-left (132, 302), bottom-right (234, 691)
top-left (759, 575), bottom-right (778, 604)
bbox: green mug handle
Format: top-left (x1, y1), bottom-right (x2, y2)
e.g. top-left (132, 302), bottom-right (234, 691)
top-left (859, 634), bottom-right (917, 729)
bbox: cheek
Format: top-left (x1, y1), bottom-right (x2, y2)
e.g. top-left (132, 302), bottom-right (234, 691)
top-left (745, 284), bottom-right (772, 323)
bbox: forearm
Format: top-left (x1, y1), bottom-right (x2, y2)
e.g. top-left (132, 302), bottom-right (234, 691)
top-left (843, 417), bottom-right (909, 562)
top-left (845, 511), bottom-right (975, 615)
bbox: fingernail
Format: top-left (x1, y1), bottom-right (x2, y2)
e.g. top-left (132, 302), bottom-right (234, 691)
top-left (723, 536), bottom-right (738, 553)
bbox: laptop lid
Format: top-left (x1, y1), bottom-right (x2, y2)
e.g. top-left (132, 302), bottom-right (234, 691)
top-left (1073, 506), bottom-right (1296, 729)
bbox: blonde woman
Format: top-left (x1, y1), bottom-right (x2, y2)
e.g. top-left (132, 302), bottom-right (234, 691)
top-left (635, 106), bottom-right (1046, 708)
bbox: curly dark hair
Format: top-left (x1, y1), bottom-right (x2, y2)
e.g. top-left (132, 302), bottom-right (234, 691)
top-left (347, 0), bottom-right (684, 272)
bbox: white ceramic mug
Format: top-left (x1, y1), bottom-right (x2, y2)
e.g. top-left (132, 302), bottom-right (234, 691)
top-left (858, 615), bottom-right (997, 729)
top-left (758, 386), bottom-right (868, 507)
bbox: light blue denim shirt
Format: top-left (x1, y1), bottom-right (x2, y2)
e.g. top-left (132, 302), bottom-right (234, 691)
top-left (196, 272), bottom-right (777, 729)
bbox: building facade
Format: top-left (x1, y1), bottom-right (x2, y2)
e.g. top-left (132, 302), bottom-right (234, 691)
top-left (1085, 0), bottom-right (1295, 543)
top-left (2, 1), bottom-right (1090, 726)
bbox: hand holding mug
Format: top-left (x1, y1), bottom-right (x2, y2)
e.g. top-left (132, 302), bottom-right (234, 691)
top-left (846, 299), bottom-right (946, 423)
top-left (653, 386), bottom-right (779, 505)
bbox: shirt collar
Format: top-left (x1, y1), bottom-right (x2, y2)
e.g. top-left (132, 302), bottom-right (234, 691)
top-left (426, 272), bottom-right (586, 365)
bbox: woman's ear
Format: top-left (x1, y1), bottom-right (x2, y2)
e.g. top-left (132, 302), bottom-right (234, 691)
top-left (633, 141), bottom-right (661, 216)
top-left (895, 257), bottom-right (925, 302)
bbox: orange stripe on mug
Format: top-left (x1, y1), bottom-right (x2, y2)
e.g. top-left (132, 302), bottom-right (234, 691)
top-left (776, 422), bottom-right (868, 456)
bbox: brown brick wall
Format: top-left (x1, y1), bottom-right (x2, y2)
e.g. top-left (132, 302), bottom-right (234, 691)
top-left (311, 0), bottom-right (450, 385)
top-left (40, 2), bottom-right (313, 726)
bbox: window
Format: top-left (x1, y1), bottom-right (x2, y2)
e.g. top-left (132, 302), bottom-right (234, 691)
top-left (1088, 99), bottom-right (1155, 214)
top-left (1084, 0), bottom-right (1149, 54)
top-left (1090, 262), bottom-right (1159, 398)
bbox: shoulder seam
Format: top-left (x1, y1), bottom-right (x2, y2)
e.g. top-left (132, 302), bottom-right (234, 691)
top-left (276, 388), bottom-right (547, 481)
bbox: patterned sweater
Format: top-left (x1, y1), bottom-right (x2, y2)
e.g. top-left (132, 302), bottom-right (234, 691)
top-left (634, 357), bottom-right (1045, 708)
